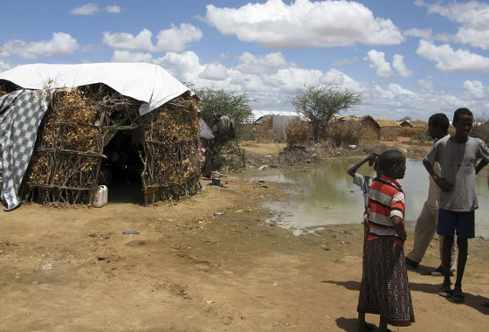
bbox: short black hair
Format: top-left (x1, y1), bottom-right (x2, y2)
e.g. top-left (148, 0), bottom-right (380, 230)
top-left (428, 113), bottom-right (449, 131)
top-left (377, 149), bottom-right (405, 176)
top-left (453, 108), bottom-right (473, 123)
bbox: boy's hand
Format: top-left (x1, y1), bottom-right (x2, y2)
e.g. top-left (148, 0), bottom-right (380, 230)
top-left (367, 153), bottom-right (378, 166)
top-left (434, 176), bottom-right (454, 192)
top-left (398, 229), bottom-right (407, 242)
top-left (392, 216), bottom-right (407, 241)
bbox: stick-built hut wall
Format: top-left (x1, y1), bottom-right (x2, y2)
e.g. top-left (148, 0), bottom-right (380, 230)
top-left (8, 82), bottom-right (201, 206)
top-left (139, 97), bottom-right (201, 205)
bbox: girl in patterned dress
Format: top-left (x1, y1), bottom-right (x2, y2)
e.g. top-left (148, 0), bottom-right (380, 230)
top-left (357, 149), bottom-right (415, 331)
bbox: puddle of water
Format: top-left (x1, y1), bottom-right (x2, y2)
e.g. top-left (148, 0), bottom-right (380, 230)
top-left (250, 159), bottom-right (489, 238)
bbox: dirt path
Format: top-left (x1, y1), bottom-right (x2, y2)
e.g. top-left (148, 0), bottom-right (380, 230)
top-left (0, 174), bottom-right (488, 331)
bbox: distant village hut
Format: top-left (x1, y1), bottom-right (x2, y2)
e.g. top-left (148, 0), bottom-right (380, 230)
top-left (373, 118), bottom-right (402, 140)
top-left (329, 115), bottom-right (380, 143)
top-left (0, 63), bottom-right (201, 208)
top-left (359, 116), bottom-right (381, 142)
top-left (399, 120), bottom-right (414, 128)
top-left (254, 112), bottom-right (299, 143)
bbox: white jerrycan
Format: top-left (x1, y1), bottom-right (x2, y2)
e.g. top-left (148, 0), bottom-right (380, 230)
top-left (93, 185), bottom-right (108, 208)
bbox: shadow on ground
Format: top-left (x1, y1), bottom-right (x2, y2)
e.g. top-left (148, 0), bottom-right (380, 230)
top-left (336, 317), bottom-right (362, 332)
top-left (323, 280), bottom-right (489, 315)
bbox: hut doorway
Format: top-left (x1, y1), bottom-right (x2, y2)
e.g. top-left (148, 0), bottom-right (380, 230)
top-left (102, 129), bottom-right (145, 203)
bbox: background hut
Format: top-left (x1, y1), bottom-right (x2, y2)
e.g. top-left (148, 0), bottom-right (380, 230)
top-left (374, 118), bottom-right (401, 140)
top-left (254, 111), bottom-right (299, 143)
top-left (359, 116), bottom-right (381, 142)
top-left (399, 120), bottom-right (414, 128)
top-left (0, 63), bottom-right (200, 207)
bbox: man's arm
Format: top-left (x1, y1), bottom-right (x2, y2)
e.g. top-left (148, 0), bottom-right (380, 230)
top-left (476, 160), bottom-right (489, 174)
top-left (424, 143), bottom-right (453, 192)
top-left (347, 153), bottom-right (377, 178)
top-left (423, 159), bottom-right (454, 192)
top-left (476, 140), bottom-right (489, 174)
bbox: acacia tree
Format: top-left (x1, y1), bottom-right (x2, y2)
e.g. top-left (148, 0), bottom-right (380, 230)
top-left (196, 88), bottom-right (252, 140)
top-left (293, 86), bottom-right (361, 143)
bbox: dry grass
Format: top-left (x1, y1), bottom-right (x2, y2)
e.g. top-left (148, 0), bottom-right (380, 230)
top-left (241, 141), bottom-right (286, 156)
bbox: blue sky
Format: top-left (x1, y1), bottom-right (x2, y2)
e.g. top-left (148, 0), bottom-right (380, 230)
top-left (1, 0), bottom-right (489, 119)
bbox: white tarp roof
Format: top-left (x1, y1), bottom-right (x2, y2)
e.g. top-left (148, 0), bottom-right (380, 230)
top-left (0, 63), bottom-right (190, 116)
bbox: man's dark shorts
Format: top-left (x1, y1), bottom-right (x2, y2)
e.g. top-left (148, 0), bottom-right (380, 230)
top-left (437, 209), bottom-right (475, 239)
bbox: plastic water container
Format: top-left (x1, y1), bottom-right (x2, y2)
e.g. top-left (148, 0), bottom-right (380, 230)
top-left (93, 185), bottom-right (108, 208)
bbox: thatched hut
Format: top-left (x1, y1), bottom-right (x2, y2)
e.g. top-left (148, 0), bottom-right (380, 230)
top-left (254, 112), bottom-right (300, 143)
top-left (359, 116), bottom-right (381, 142)
top-left (0, 63), bottom-right (201, 208)
top-left (399, 120), bottom-right (414, 128)
top-left (328, 115), bottom-right (380, 143)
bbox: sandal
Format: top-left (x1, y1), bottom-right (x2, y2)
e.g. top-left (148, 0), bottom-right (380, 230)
top-left (482, 301), bottom-right (489, 308)
top-left (438, 284), bottom-right (453, 298)
top-left (431, 266), bottom-right (455, 276)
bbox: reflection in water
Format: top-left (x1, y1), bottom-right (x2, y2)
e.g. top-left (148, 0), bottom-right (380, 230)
top-left (252, 159), bottom-right (489, 238)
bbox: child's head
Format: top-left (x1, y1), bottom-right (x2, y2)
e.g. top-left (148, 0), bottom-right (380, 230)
top-left (428, 113), bottom-right (449, 140)
top-left (453, 108), bottom-right (474, 140)
top-left (377, 149), bottom-right (406, 179)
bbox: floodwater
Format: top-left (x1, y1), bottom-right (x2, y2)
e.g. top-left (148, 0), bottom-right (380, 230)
top-left (250, 159), bottom-right (489, 238)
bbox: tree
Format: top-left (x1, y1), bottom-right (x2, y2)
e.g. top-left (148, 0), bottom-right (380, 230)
top-left (293, 86), bottom-right (361, 143)
top-left (196, 88), bottom-right (252, 140)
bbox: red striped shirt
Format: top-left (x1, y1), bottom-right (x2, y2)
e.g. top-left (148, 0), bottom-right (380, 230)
top-left (366, 176), bottom-right (405, 240)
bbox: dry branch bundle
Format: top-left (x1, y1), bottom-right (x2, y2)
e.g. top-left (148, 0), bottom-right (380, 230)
top-left (141, 95), bottom-right (201, 204)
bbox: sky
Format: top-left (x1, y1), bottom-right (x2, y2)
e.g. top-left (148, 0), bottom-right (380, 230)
top-left (1, 0), bottom-right (489, 120)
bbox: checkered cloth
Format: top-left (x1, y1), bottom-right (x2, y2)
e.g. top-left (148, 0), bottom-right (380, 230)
top-left (0, 90), bottom-right (50, 211)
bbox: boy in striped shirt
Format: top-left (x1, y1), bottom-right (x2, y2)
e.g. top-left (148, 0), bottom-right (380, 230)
top-left (357, 149), bottom-right (414, 331)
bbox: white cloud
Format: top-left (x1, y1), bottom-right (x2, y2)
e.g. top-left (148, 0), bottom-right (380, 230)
top-left (388, 83), bottom-right (415, 96)
top-left (103, 29), bottom-right (154, 51)
top-left (464, 80), bottom-right (486, 99)
top-left (392, 54), bottom-right (412, 77)
top-left (111, 49), bottom-right (488, 119)
top-left (456, 28), bottom-right (489, 50)
top-left (145, 50), bottom-right (362, 112)
top-left (106, 5), bottom-right (121, 14)
top-left (417, 78), bottom-right (433, 91)
top-left (199, 63), bottom-right (230, 81)
top-left (103, 24), bottom-right (202, 53)
top-left (366, 50), bottom-right (392, 77)
top-left (417, 1), bottom-right (489, 49)
top-left (155, 24), bottom-right (203, 52)
top-left (112, 50), bottom-right (153, 63)
top-left (0, 60), bottom-right (11, 72)
top-left (237, 52), bottom-right (288, 75)
top-left (71, 3), bottom-right (99, 15)
top-left (0, 32), bottom-right (79, 59)
top-left (404, 28), bottom-right (432, 39)
top-left (205, 0), bottom-right (403, 48)
top-left (71, 3), bottom-right (122, 15)
top-left (416, 40), bottom-right (489, 72)
top-left (156, 51), bottom-right (205, 83)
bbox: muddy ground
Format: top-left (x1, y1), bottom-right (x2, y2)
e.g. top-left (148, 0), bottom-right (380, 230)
top-left (1, 144), bottom-right (488, 331)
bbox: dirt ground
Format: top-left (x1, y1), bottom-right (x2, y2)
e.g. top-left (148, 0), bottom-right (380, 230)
top-left (1, 148), bottom-right (489, 331)
top-left (240, 141), bottom-right (286, 157)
